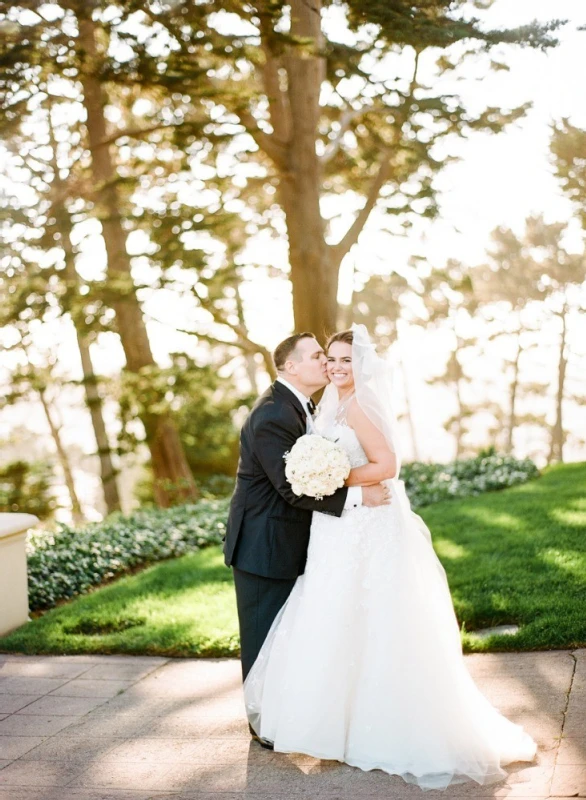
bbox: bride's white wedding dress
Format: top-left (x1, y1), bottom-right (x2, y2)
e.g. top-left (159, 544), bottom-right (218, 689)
top-left (244, 414), bottom-right (536, 790)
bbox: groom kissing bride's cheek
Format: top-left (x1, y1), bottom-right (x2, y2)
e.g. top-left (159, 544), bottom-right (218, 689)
top-left (223, 326), bottom-right (536, 789)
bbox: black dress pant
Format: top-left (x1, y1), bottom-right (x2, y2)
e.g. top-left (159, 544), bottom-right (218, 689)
top-left (232, 567), bottom-right (297, 681)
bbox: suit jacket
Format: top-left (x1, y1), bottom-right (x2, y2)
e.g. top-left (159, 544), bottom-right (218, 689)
top-left (224, 380), bottom-right (348, 579)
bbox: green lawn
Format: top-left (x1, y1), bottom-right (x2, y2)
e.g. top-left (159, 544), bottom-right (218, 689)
top-left (1, 462), bottom-right (584, 656)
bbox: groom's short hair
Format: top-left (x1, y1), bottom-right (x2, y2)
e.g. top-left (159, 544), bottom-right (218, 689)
top-left (273, 332), bottom-right (315, 372)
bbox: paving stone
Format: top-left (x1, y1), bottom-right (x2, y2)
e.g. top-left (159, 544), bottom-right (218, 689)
top-left (556, 738), bottom-right (586, 765)
top-left (68, 759), bottom-right (175, 790)
top-left (88, 693), bottom-right (167, 716)
top-left (136, 710), bottom-right (220, 739)
top-left (0, 714), bottom-right (79, 736)
top-left (154, 762), bottom-right (268, 792)
top-left (550, 763), bottom-right (586, 796)
top-left (0, 695), bottom-right (44, 714)
top-left (49, 680), bottom-right (134, 698)
top-left (206, 715), bottom-right (250, 739)
top-left (63, 713), bottom-right (151, 739)
top-left (187, 738), bottom-right (276, 765)
top-left (0, 759), bottom-right (85, 787)
top-left (0, 737), bottom-right (47, 759)
top-left (0, 677), bottom-right (69, 695)
top-left (0, 661), bottom-right (93, 680)
top-left (247, 760), bottom-right (358, 795)
top-left (33, 654), bottom-right (168, 665)
top-left (77, 664), bottom-right (161, 682)
top-left (19, 735), bottom-right (123, 763)
top-left (101, 736), bottom-right (204, 763)
top-left (15, 695), bottom-right (108, 716)
top-left (0, 791), bottom-right (180, 800)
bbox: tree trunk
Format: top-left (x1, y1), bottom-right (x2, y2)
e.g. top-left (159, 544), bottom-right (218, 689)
top-left (50, 142), bottom-right (122, 514)
top-left (37, 387), bottom-right (84, 525)
top-left (548, 308), bottom-right (567, 463)
top-left (77, 9), bottom-right (197, 506)
top-left (505, 337), bottom-right (521, 454)
top-left (77, 340), bottom-right (121, 514)
top-left (235, 285), bottom-right (261, 392)
top-left (278, 0), bottom-right (338, 337)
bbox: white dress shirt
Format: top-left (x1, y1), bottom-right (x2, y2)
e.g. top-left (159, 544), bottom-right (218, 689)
top-left (276, 377), bottom-right (362, 509)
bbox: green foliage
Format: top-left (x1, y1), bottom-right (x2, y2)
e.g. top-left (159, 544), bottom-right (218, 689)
top-left (551, 119), bottom-right (586, 228)
top-left (119, 357), bottom-right (249, 470)
top-left (26, 499), bottom-right (229, 612)
top-left (402, 449), bottom-right (539, 508)
top-left (0, 460), bottom-right (56, 519)
top-left (197, 474), bottom-right (236, 499)
top-left (343, 0), bottom-right (562, 49)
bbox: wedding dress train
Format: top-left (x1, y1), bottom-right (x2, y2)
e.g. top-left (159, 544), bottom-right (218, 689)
top-left (244, 420), bottom-right (536, 791)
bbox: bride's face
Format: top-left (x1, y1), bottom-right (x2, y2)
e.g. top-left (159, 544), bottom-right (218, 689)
top-left (326, 341), bottom-right (354, 392)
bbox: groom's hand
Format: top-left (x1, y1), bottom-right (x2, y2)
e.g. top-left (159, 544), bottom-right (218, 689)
top-left (362, 484), bottom-right (391, 507)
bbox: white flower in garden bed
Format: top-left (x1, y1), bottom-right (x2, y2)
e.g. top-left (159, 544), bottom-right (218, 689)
top-left (284, 434), bottom-right (351, 500)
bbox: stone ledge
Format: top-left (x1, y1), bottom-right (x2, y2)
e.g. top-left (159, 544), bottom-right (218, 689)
top-left (0, 513), bottom-right (39, 638)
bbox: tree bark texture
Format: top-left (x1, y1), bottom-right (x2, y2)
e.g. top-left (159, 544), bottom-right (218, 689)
top-left (278, 0), bottom-right (337, 337)
top-left (77, 11), bottom-right (197, 505)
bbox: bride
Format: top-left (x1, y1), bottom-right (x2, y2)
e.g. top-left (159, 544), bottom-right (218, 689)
top-left (244, 324), bottom-right (536, 791)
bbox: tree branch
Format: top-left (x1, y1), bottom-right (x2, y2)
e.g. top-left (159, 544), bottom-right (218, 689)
top-left (88, 121), bottom-right (189, 152)
top-left (328, 50), bottom-right (422, 267)
top-left (146, 313), bottom-right (276, 380)
top-left (258, 14), bottom-right (292, 146)
top-left (329, 155), bottom-right (391, 267)
top-left (236, 110), bottom-right (288, 170)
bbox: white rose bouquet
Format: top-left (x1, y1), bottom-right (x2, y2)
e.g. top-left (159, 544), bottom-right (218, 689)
top-left (284, 434), bottom-right (351, 500)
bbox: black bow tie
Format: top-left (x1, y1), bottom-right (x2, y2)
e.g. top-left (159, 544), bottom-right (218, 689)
top-left (307, 398), bottom-right (317, 416)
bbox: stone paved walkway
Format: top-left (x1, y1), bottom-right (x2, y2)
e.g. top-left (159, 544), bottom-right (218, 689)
top-left (0, 649), bottom-right (584, 800)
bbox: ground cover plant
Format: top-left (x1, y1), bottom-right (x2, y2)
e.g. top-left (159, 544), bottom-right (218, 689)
top-left (26, 500), bottom-right (228, 611)
top-left (401, 450), bottom-right (539, 509)
top-left (0, 462), bottom-right (583, 656)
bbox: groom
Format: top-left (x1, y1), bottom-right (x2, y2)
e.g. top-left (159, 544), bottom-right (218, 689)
top-left (224, 334), bottom-right (390, 701)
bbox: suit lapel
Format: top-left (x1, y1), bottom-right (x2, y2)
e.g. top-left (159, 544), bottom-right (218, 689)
top-left (273, 381), bottom-right (307, 425)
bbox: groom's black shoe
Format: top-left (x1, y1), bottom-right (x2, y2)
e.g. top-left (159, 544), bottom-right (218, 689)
top-left (249, 723), bottom-right (274, 750)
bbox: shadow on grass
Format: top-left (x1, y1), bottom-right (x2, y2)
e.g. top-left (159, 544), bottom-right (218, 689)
top-left (420, 462), bottom-right (586, 651)
top-left (0, 546), bottom-right (239, 657)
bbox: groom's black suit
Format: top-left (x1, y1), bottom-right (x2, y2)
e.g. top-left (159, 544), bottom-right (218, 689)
top-left (224, 380), bottom-right (348, 679)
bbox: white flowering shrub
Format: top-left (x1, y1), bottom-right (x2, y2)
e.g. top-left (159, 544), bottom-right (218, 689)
top-left (284, 434), bottom-right (351, 499)
top-left (402, 450), bottom-right (539, 509)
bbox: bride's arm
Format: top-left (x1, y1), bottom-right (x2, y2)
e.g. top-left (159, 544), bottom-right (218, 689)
top-left (344, 399), bottom-right (397, 486)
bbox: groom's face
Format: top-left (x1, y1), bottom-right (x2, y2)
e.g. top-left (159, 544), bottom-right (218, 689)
top-left (288, 337), bottom-right (328, 391)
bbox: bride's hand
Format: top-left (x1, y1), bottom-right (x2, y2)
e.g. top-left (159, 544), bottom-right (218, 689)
top-left (362, 483), bottom-right (391, 507)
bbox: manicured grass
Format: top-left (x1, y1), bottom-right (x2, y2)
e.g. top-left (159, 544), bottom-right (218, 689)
top-left (0, 546), bottom-right (240, 657)
top-left (424, 461), bottom-right (586, 652)
top-left (0, 462), bottom-right (584, 656)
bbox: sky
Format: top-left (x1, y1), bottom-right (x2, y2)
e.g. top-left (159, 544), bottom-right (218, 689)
top-left (1, 0), bottom-right (585, 518)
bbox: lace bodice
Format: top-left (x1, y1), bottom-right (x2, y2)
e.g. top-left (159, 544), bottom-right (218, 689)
top-left (314, 392), bottom-right (368, 469)
top-left (317, 421), bottom-right (369, 469)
